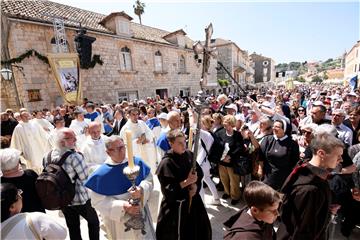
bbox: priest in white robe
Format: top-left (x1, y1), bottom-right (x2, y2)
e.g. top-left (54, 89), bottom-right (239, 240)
top-left (120, 107), bottom-right (157, 174)
top-left (80, 122), bottom-right (108, 173)
top-left (69, 109), bottom-right (90, 148)
top-left (10, 111), bottom-right (50, 172)
top-left (85, 136), bottom-right (156, 240)
top-left (32, 110), bottom-right (54, 132)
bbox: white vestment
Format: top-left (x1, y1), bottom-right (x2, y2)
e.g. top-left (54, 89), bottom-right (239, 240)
top-left (32, 118), bottom-right (54, 132)
top-left (120, 120), bottom-right (158, 174)
top-left (90, 158), bottom-right (156, 240)
top-left (10, 121), bottom-right (50, 170)
top-left (1, 212), bottom-right (67, 239)
top-left (80, 135), bottom-right (109, 173)
top-left (48, 128), bottom-right (62, 149)
top-left (69, 119), bottom-right (90, 147)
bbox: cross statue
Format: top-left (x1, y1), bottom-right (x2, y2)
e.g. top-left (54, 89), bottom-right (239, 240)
top-left (200, 23), bottom-right (213, 89)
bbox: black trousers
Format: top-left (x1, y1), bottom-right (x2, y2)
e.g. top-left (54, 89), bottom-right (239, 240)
top-left (62, 199), bottom-right (100, 240)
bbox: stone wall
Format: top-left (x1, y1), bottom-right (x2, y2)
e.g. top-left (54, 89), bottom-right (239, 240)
top-left (4, 19), bottom-right (216, 111)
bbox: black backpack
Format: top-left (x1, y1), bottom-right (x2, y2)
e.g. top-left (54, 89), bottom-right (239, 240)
top-left (35, 150), bottom-right (77, 210)
top-left (202, 132), bottom-right (225, 164)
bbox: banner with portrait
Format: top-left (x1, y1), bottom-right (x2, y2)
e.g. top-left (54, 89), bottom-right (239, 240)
top-left (285, 79), bottom-right (294, 90)
top-left (47, 53), bottom-right (82, 104)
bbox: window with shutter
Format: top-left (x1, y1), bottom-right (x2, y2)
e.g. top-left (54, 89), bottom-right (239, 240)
top-left (154, 51), bottom-right (163, 72)
top-left (120, 47), bottom-right (132, 71)
top-left (179, 55), bottom-right (186, 73)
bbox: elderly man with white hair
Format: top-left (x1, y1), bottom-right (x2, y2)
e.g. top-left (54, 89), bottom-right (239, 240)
top-left (80, 122), bottom-right (108, 173)
top-left (0, 148), bottom-right (45, 213)
top-left (217, 94), bottom-right (229, 115)
top-left (45, 128), bottom-right (100, 240)
top-left (331, 109), bottom-right (353, 146)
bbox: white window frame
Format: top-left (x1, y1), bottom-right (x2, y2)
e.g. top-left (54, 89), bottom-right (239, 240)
top-left (120, 46), bottom-right (132, 71)
top-left (118, 91), bottom-right (138, 102)
top-left (117, 20), bottom-right (129, 35)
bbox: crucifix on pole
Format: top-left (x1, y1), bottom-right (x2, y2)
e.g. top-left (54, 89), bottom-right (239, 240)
top-left (188, 23), bottom-right (216, 211)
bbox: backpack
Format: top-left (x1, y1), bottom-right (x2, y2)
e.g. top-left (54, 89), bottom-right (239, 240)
top-left (35, 150), bottom-right (77, 210)
top-left (204, 132), bottom-right (225, 164)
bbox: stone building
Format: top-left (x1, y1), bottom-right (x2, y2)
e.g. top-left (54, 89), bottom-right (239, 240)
top-left (344, 40), bottom-right (360, 82)
top-left (249, 53), bottom-right (275, 84)
top-left (213, 38), bottom-right (254, 94)
top-left (1, 0), bottom-right (217, 111)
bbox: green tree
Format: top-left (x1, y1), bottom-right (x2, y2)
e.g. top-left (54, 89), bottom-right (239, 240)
top-left (133, 0), bottom-right (145, 25)
top-left (311, 75), bottom-right (323, 83)
top-left (218, 79), bottom-right (230, 87)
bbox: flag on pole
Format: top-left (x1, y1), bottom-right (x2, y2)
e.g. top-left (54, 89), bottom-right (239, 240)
top-left (47, 53), bottom-right (82, 105)
top-left (349, 75), bottom-right (358, 91)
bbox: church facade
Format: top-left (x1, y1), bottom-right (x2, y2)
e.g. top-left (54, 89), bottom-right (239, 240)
top-left (1, 0), bottom-right (217, 111)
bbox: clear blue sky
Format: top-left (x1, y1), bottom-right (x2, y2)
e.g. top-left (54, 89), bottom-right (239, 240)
top-left (54, 0), bottom-right (359, 64)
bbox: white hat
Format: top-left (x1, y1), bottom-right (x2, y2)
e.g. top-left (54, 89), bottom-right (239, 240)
top-left (158, 112), bottom-right (168, 120)
top-left (347, 92), bottom-right (358, 97)
top-left (312, 101), bottom-right (324, 107)
top-left (225, 103), bottom-right (238, 112)
top-left (235, 114), bottom-right (245, 122)
top-left (0, 148), bottom-right (21, 171)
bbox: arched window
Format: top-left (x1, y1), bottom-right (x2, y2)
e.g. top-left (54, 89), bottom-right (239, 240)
top-left (154, 50), bottom-right (163, 72)
top-left (120, 46), bottom-right (132, 71)
top-left (179, 55), bottom-right (186, 73)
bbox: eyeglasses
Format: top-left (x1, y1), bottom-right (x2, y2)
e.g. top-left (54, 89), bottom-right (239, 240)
top-left (332, 114), bottom-right (343, 118)
top-left (302, 130), bottom-right (312, 135)
top-left (108, 145), bottom-right (125, 152)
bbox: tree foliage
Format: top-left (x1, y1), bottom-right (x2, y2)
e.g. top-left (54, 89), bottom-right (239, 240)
top-left (311, 75), bottom-right (323, 83)
top-left (133, 0), bottom-right (145, 25)
top-left (218, 79), bottom-right (230, 87)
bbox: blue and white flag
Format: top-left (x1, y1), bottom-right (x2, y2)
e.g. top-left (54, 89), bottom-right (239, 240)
top-left (350, 75), bottom-right (358, 91)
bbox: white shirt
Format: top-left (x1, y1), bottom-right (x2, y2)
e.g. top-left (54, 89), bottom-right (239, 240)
top-left (334, 123), bottom-right (353, 146)
top-left (195, 129), bottom-right (214, 165)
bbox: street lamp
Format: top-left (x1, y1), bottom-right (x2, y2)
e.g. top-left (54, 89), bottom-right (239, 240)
top-left (1, 65), bottom-right (23, 108)
top-left (1, 68), bottom-right (13, 81)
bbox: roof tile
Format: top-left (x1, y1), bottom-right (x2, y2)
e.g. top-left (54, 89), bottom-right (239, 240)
top-left (1, 0), bottom-right (194, 47)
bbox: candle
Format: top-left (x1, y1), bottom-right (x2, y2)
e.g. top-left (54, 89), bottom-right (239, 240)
top-left (188, 128), bottom-right (193, 150)
top-left (125, 130), bottom-right (134, 169)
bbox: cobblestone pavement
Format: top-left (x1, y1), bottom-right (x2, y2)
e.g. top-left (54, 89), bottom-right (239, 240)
top-left (47, 180), bottom-right (360, 240)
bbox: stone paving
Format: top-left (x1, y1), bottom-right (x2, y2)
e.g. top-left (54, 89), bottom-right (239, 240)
top-left (47, 179), bottom-right (360, 240)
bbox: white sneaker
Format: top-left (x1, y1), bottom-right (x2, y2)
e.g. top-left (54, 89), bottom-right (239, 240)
top-left (208, 198), bottom-right (221, 205)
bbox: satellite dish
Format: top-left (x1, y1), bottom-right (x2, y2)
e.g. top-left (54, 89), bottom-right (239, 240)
top-left (263, 60), bottom-right (269, 67)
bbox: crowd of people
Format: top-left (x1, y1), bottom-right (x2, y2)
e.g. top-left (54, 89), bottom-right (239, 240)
top-left (1, 83), bottom-right (360, 239)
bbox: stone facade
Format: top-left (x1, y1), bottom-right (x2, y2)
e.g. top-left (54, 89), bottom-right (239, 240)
top-left (213, 38), bottom-right (254, 94)
top-left (345, 40), bottom-right (360, 81)
top-left (1, 0), bottom-right (217, 111)
top-left (249, 53), bottom-right (276, 84)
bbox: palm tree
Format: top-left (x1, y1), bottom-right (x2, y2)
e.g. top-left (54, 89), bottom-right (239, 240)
top-left (133, 0), bottom-right (145, 25)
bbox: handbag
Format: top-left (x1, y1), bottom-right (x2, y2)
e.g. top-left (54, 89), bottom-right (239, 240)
top-left (232, 155), bottom-right (252, 176)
